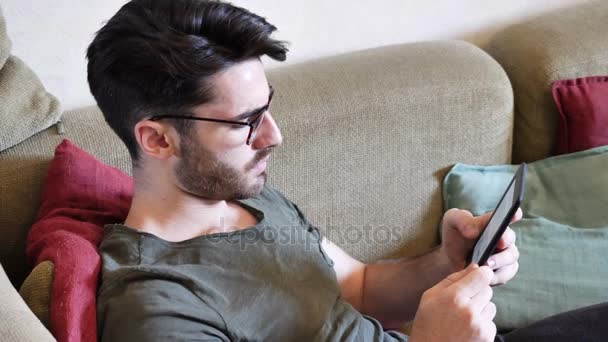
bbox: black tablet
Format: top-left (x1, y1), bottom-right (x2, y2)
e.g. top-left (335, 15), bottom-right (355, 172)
top-left (469, 163), bottom-right (527, 266)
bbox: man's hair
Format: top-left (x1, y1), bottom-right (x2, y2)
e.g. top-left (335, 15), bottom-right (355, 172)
top-left (87, 0), bottom-right (288, 162)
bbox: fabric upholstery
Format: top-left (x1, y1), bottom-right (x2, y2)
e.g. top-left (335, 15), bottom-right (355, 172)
top-left (486, 1), bottom-right (608, 163)
top-left (0, 5), bottom-right (61, 152)
top-left (443, 146), bottom-right (608, 330)
top-left (26, 139), bottom-right (132, 342)
top-left (19, 260), bottom-right (54, 329)
top-left (0, 263), bottom-right (56, 341)
top-left (0, 106), bottom-right (131, 288)
top-left (552, 76), bottom-right (608, 154)
top-left (266, 40), bottom-right (513, 263)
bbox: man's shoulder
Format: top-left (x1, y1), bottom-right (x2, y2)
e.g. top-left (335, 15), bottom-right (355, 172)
top-left (98, 224), bottom-right (142, 277)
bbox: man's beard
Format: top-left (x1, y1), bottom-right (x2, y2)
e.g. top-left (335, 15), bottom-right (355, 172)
top-left (174, 135), bottom-right (271, 201)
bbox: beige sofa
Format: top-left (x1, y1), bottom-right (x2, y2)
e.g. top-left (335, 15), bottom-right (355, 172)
top-left (1, 1), bottom-right (607, 340)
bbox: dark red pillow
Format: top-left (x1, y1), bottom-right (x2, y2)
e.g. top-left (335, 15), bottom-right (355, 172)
top-left (26, 139), bottom-right (133, 342)
top-left (552, 76), bottom-right (608, 154)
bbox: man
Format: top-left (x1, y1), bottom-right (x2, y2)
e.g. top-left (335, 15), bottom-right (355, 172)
top-left (87, 1), bottom-right (606, 341)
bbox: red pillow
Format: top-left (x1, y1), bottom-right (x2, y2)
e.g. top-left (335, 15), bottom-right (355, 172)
top-left (26, 139), bottom-right (133, 342)
top-left (552, 76), bottom-right (608, 154)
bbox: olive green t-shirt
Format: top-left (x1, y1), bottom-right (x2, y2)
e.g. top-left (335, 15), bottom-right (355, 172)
top-left (97, 185), bottom-right (408, 341)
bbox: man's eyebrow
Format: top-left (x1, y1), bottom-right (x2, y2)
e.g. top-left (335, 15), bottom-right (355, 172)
top-left (231, 104), bottom-right (268, 121)
top-left (230, 86), bottom-right (273, 121)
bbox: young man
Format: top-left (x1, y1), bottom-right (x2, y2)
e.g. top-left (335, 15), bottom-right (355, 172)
top-left (88, 1), bottom-right (606, 341)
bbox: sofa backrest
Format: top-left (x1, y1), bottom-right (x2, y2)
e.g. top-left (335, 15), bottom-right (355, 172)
top-left (486, 0), bottom-right (608, 163)
top-left (266, 41), bottom-right (513, 265)
top-left (0, 40), bottom-right (514, 287)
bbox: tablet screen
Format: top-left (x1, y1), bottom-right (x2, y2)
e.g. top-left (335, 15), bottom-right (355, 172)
top-left (471, 180), bottom-right (515, 265)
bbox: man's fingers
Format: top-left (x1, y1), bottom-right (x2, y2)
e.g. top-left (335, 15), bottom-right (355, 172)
top-left (485, 321), bottom-right (498, 341)
top-left (493, 208), bottom-right (521, 249)
top-left (448, 266), bottom-right (493, 298)
top-left (445, 208), bottom-right (522, 241)
top-left (491, 262), bottom-right (519, 286)
top-left (495, 227), bottom-right (516, 250)
top-left (447, 209), bottom-right (494, 240)
top-left (488, 244), bottom-right (519, 270)
top-left (493, 208), bottom-right (522, 250)
top-left (511, 207), bottom-right (523, 223)
top-left (435, 264), bottom-right (478, 290)
top-left (466, 211), bottom-right (494, 239)
top-left (443, 209), bottom-right (475, 238)
top-left (470, 285), bottom-right (493, 312)
top-left (480, 301), bottom-right (497, 321)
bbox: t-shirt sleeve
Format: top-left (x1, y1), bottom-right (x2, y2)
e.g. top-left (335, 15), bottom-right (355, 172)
top-left (98, 275), bottom-right (230, 342)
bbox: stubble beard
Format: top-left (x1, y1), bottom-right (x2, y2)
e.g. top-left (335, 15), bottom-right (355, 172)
top-left (174, 136), bottom-right (270, 201)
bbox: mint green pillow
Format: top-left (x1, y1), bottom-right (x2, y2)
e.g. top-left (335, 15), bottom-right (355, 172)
top-left (443, 146), bottom-right (608, 330)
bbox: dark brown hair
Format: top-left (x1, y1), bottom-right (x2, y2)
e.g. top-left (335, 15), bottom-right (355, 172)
top-left (87, 0), bottom-right (288, 161)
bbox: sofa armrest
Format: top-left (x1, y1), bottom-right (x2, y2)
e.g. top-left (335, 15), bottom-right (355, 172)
top-left (486, 1), bottom-right (608, 162)
top-left (0, 264), bottom-right (55, 342)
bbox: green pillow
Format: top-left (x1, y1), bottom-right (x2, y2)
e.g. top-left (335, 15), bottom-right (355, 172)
top-left (442, 146), bottom-right (608, 330)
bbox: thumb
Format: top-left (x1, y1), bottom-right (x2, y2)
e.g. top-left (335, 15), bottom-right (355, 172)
top-left (444, 209), bottom-right (482, 239)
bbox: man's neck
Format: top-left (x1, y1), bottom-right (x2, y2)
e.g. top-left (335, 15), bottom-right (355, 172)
top-left (124, 184), bottom-right (244, 242)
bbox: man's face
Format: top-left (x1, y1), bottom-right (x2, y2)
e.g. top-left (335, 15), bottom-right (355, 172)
top-left (174, 59), bottom-right (282, 200)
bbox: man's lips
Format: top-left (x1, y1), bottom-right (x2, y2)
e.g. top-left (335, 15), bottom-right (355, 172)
top-left (252, 155), bottom-right (270, 173)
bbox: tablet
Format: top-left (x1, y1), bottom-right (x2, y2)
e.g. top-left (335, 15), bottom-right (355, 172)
top-left (469, 163), bottom-right (526, 266)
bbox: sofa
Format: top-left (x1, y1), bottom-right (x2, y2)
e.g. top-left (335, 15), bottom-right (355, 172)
top-left (1, 1), bottom-right (607, 341)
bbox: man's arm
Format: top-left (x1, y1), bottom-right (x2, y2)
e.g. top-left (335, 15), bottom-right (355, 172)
top-left (321, 238), bottom-right (452, 328)
top-left (321, 208), bottom-right (521, 329)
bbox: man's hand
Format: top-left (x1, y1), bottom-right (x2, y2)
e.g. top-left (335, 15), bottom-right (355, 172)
top-left (409, 265), bottom-right (497, 342)
top-left (439, 208), bottom-right (522, 286)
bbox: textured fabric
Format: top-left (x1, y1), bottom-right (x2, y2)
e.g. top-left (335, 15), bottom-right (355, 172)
top-left (27, 139), bottom-right (133, 342)
top-left (0, 106), bottom-right (131, 288)
top-left (266, 40), bottom-right (513, 265)
top-left (486, 1), bottom-right (608, 163)
top-left (19, 260), bottom-right (54, 329)
top-left (0, 5), bottom-right (61, 152)
top-left (0, 41), bottom-right (512, 288)
top-left (552, 76), bottom-right (608, 154)
top-left (98, 186), bottom-right (408, 342)
top-left (442, 146), bottom-right (608, 330)
top-left (0, 263), bottom-right (56, 341)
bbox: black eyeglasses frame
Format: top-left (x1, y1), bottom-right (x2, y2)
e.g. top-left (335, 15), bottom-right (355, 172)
top-left (149, 86), bottom-right (274, 145)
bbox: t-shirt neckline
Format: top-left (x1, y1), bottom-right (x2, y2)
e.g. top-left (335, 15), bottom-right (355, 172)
top-left (107, 199), bottom-right (266, 245)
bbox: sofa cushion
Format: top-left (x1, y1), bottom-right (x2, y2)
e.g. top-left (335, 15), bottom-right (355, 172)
top-left (0, 105), bottom-right (131, 288)
top-left (0, 5), bottom-right (61, 152)
top-left (26, 139), bottom-right (132, 342)
top-left (442, 146), bottom-right (608, 330)
top-left (19, 260), bottom-right (54, 329)
top-left (486, 1), bottom-right (608, 162)
top-left (0, 263), bottom-right (56, 341)
top-left (553, 76), bottom-right (608, 154)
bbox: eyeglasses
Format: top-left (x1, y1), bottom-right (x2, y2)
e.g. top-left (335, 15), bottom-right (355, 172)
top-left (149, 86), bottom-right (274, 145)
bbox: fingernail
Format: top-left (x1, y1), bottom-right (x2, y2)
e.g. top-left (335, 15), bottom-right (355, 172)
top-left (488, 258), bottom-right (495, 268)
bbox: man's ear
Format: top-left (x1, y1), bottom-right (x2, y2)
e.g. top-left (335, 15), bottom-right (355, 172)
top-left (133, 120), bottom-right (179, 160)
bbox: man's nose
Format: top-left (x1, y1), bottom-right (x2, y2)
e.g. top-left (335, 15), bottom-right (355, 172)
top-left (253, 111), bottom-right (282, 149)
